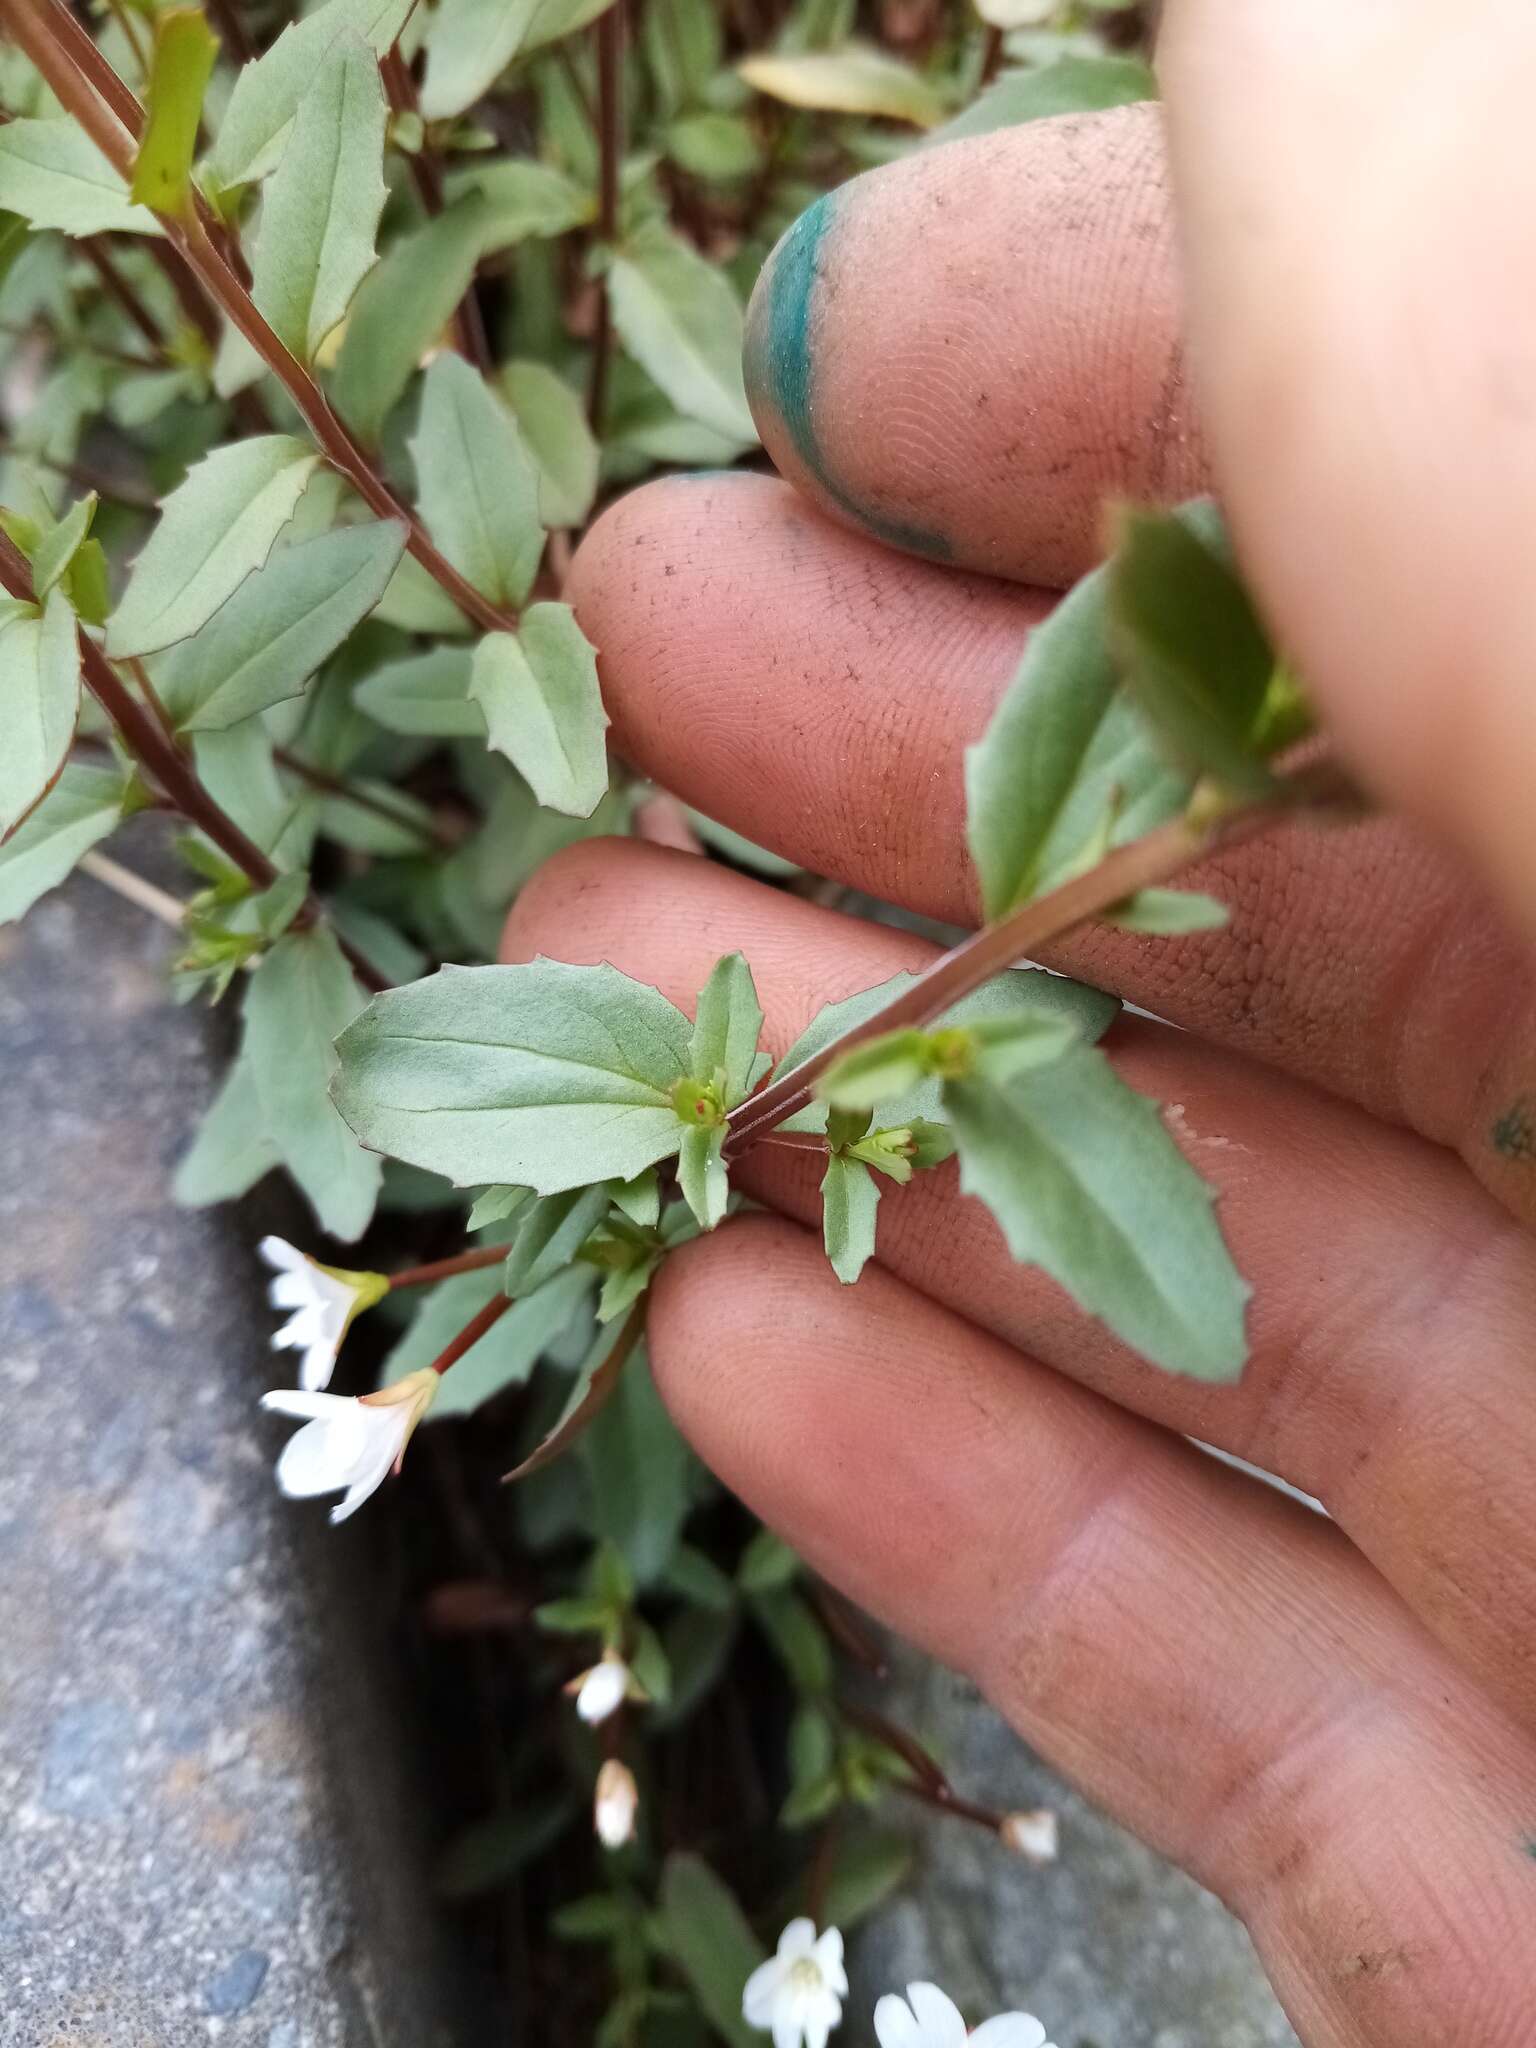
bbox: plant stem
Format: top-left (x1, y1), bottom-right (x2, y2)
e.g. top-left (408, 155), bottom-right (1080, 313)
top-left (271, 746), bottom-right (455, 850)
top-left (389, 1243), bottom-right (510, 1291)
top-left (585, 0), bottom-right (624, 432)
top-left (430, 1290), bottom-right (513, 1374)
top-left (3, 0), bottom-right (517, 637)
top-left (77, 236), bottom-right (163, 352)
top-left (79, 848), bottom-right (187, 929)
top-left (725, 773), bottom-right (1337, 1155)
top-left (837, 1696), bottom-right (1004, 1833)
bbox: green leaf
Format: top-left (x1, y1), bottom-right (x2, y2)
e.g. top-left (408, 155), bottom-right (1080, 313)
top-left (609, 1168), bottom-right (660, 1228)
top-left (933, 54), bottom-right (1154, 145)
top-left (499, 359), bottom-right (599, 528)
top-left (821, 1151), bottom-right (879, 1283)
top-left (944, 1047), bottom-right (1249, 1379)
top-left (243, 926), bottom-right (382, 1240)
top-left (739, 44), bottom-right (947, 126)
top-left (444, 158), bottom-right (595, 242)
top-left (435, 1794), bottom-right (577, 1900)
top-left (820, 1826), bottom-right (914, 1929)
top-left (466, 1183), bottom-right (531, 1230)
top-left (503, 1184), bottom-right (611, 1294)
top-left (676, 1122), bottom-right (728, 1232)
top-left (504, 1307), bottom-right (641, 1480)
top-left (658, 1855), bottom-right (765, 2048)
top-left (419, 0), bottom-right (611, 120)
top-left (0, 591), bottom-right (80, 840)
top-left (106, 436), bottom-right (320, 659)
top-left (31, 491), bottom-right (96, 597)
top-left (664, 1542), bottom-right (737, 1611)
top-left (386, 1263), bottom-right (593, 1418)
top-left (666, 111), bottom-right (762, 181)
top-left (172, 1053), bottom-right (279, 1205)
top-left (336, 960), bottom-right (694, 1195)
top-left (1108, 504), bottom-right (1280, 798)
top-left (965, 554), bottom-right (1188, 920)
top-left (469, 606), bottom-right (609, 819)
top-left (156, 520), bottom-right (406, 731)
top-left (582, 1353), bottom-right (694, 1586)
top-left (412, 352), bottom-right (543, 610)
top-left (64, 537), bottom-right (110, 627)
top-left (353, 645), bottom-right (483, 737)
top-left (534, 1594), bottom-right (612, 1634)
top-left (0, 760), bottom-right (125, 926)
top-left (607, 222), bottom-right (757, 444)
top-left (1106, 887), bottom-right (1230, 935)
top-left (750, 1587), bottom-right (833, 1695)
top-left (129, 8), bottom-right (219, 217)
top-left (736, 1526), bottom-right (797, 1592)
top-left (0, 119), bottom-right (162, 238)
top-left (688, 951), bottom-right (764, 1105)
top-left (251, 30), bottom-right (388, 364)
top-left (206, 0), bottom-right (416, 192)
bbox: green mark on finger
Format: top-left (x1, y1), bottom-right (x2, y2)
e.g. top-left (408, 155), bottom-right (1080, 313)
top-left (746, 190), bottom-right (950, 562)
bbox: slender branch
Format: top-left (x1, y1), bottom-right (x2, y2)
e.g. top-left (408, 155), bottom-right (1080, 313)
top-left (79, 849), bottom-right (186, 929)
top-left (837, 1696), bottom-right (1004, 1834)
top-left (271, 745), bottom-right (455, 850)
top-left (430, 1290), bottom-right (513, 1375)
top-left (101, 0), bottom-right (148, 73)
top-left (586, 1), bottom-right (624, 432)
top-left (4, 0), bottom-right (517, 636)
top-left (379, 45), bottom-right (493, 374)
top-left (725, 773), bottom-right (1339, 1155)
top-left (389, 1243), bottom-right (509, 1291)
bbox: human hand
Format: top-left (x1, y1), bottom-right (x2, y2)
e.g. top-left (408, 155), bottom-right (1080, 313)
top-left (505, 10), bottom-right (1536, 2042)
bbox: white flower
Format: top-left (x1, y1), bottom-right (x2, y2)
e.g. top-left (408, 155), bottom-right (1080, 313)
top-left (594, 1759), bottom-right (638, 1848)
top-left (998, 1808), bottom-right (1058, 1864)
top-left (873, 1983), bottom-right (1055, 2048)
top-left (260, 1236), bottom-right (386, 1392)
top-left (261, 1369), bottom-right (438, 1523)
top-left (742, 1919), bottom-right (847, 2048)
top-left (569, 1651), bottom-right (635, 1726)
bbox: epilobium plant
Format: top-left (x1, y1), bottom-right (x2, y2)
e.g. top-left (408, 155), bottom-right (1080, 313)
top-left (0, 0), bottom-right (1353, 2034)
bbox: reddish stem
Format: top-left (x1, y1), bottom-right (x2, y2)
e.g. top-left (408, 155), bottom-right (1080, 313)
top-left (388, 1243), bottom-right (509, 1291)
top-left (431, 1291), bottom-right (513, 1374)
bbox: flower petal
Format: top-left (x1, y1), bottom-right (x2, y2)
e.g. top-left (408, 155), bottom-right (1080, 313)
top-left (261, 1388), bottom-right (353, 1422)
top-left (274, 1416), bottom-right (358, 1498)
top-left (778, 1917), bottom-right (817, 1960)
top-left (968, 2020), bottom-right (1048, 2048)
top-left (258, 1235), bottom-right (304, 1270)
top-left (298, 1339), bottom-right (336, 1393)
top-left (743, 1957), bottom-right (786, 2025)
top-left (907, 1984), bottom-right (967, 2048)
top-left (771, 2009), bottom-right (803, 2048)
top-left (812, 1927), bottom-right (846, 1995)
top-left (873, 1995), bottom-right (922, 2048)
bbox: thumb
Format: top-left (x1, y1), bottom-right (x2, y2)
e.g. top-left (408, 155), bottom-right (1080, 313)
top-left (1159, 0), bottom-right (1536, 934)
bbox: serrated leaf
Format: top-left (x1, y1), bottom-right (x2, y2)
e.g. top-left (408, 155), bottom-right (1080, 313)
top-left (469, 607), bottom-right (609, 818)
top-left (206, 0), bottom-right (416, 192)
top-left (677, 1123), bottom-right (727, 1232)
top-left (411, 352), bottom-right (543, 610)
top-left (503, 1306), bottom-right (642, 1481)
top-left (106, 436), bottom-right (320, 659)
top-left (31, 491), bottom-right (96, 597)
top-left (739, 44), bottom-right (947, 126)
top-left (933, 53), bottom-right (1154, 145)
top-left (251, 31), bottom-right (387, 364)
top-left (945, 1047), bottom-right (1249, 1379)
top-left (172, 1054), bottom-right (279, 1205)
top-left (499, 359), bottom-right (599, 528)
top-left (688, 951), bottom-right (763, 1105)
top-left (0, 591), bottom-right (80, 840)
top-left (821, 1151), bottom-right (879, 1283)
top-left (1108, 504), bottom-right (1279, 799)
top-left (466, 1184), bottom-right (531, 1230)
top-left (243, 926), bottom-right (382, 1240)
top-left (353, 645), bottom-right (483, 736)
top-left (1107, 887), bottom-right (1229, 935)
top-left (155, 519), bottom-right (405, 731)
top-left (503, 1184), bottom-right (610, 1294)
top-left (419, 0), bottom-right (611, 121)
top-left (130, 8), bottom-right (219, 217)
top-left (0, 760), bottom-right (124, 925)
top-left (385, 1263), bottom-right (592, 1418)
top-left (658, 1855), bottom-right (765, 2048)
top-left (334, 959), bottom-right (694, 1195)
top-left (0, 119), bottom-right (163, 238)
top-left (966, 554), bottom-right (1188, 920)
top-left (607, 222), bottom-right (756, 444)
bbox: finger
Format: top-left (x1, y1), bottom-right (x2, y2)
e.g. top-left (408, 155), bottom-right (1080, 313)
top-left (1160, 0), bottom-right (1536, 940)
top-left (503, 841), bottom-right (1536, 1735)
top-left (742, 103), bottom-right (1206, 587)
top-left (647, 1215), bottom-right (1536, 2048)
top-left (569, 473), bottom-right (1536, 1226)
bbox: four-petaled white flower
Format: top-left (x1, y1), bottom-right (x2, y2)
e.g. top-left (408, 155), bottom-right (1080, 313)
top-left (594, 1758), bottom-right (638, 1848)
top-left (874, 1984), bottom-right (1056, 2048)
top-left (260, 1236), bottom-right (387, 1391)
top-left (261, 1369), bottom-right (438, 1523)
top-left (569, 1651), bottom-right (637, 1726)
top-left (742, 1919), bottom-right (847, 2048)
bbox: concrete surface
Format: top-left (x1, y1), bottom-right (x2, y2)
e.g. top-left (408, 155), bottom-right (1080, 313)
top-left (0, 840), bottom-right (465, 2048)
top-left (850, 1645), bottom-right (1300, 2048)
